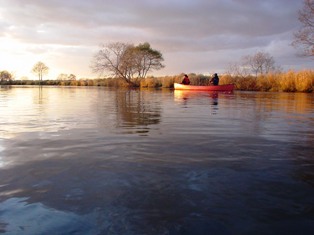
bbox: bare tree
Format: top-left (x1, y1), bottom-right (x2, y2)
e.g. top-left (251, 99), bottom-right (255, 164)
top-left (32, 61), bottom-right (49, 81)
top-left (91, 42), bottom-right (164, 85)
top-left (227, 52), bottom-right (278, 77)
top-left (226, 62), bottom-right (251, 78)
top-left (243, 52), bottom-right (277, 77)
top-left (68, 74), bottom-right (76, 80)
top-left (57, 73), bottom-right (68, 81)
top-left (292, 0), bottom-right (314, 56)
top-left (91, 42), bottom-right (131, 82)
top-left (57, 73), bottom-right (76, 81)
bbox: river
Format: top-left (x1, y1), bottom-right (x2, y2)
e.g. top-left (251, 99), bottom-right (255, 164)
top-left (0, 86), bottom-right (313, 235)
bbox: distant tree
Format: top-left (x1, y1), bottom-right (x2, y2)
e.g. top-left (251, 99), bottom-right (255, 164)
top-left (0, 70), bottom-right (13, 82)
top-left (68, 74), bottom-right (76, 80)
top-left (32, 61), bottom-right (49, 81)
top-left (292, 0), bottom-right (314, 56)
top-left (227, 51), bottom-right (279, 77)
top-left (91, 42), bottom-right (164, 85)
top-left (226, 62), bottom-right (251, 78)
top-left (243, 52), bottom-right (277, 77)
top-left (57, 73), bottom-right (76, 81)
top-left (57, 73), bottom-right (68, 81)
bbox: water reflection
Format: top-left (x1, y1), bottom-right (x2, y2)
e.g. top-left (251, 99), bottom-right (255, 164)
top-left (174, 90), bottom-right (221, 114)
top-left (35, 86), bottom-right (43, 105)
top-left (174, 90), bottom-right (220, 102)
top-left (236, 92), bottom-right (314, 114)
top-left (0, 87), bottom-right (314, 234)
top-left (114, 89), bottom-right (161, 135)
top-left (211, 92), bottom-right (219, 106)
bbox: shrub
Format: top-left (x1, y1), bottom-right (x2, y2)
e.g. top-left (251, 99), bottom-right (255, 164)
top-left (256, 73), bottom-right (280, 92)
top-left (279, 70), bottom-right (296, 92)
top-left (160, 76), bottom-right (174, 88)
top-left (295, 70), bottom-right (313, 92)
top-left (233, 75), bottom-right (258, 91)
top-left (220, 74), bottom-right (235, 85)
top-left (140, 77), bottom-right (161, 88)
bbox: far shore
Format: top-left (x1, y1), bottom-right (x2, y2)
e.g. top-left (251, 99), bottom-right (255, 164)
top-left (1, 70), bottom-right (313, 93)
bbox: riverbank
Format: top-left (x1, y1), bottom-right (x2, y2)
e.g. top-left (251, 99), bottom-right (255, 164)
top-left (1, 70), bottom-right (313, 93)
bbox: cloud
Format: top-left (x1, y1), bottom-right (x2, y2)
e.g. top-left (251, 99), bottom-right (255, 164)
top-left (0, 0), bottom-right (310, 78)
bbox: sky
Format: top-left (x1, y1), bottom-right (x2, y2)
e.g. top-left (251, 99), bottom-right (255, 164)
top-left (0, 0), bottom-right (312, 80)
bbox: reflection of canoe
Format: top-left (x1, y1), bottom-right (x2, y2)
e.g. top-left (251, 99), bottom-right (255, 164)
top-left (174, 83), bottom-right (235, 91)
top-left (174, 90), bottom-right (219, 102)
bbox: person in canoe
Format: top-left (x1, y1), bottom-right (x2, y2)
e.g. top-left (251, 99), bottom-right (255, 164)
top-left (210, 73), bottom-right (219, 86)
top-left (181, 74), bottom-right (191, 85)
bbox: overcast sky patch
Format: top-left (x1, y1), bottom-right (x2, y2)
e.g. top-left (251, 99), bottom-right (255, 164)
top-left (0, 0), bottom-right (311, 79)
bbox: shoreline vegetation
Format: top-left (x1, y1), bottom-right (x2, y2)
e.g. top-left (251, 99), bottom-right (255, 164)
top-left (1, 70), bottom-right (313, 93)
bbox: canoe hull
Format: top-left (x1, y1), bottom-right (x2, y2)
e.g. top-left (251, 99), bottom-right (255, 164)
top-left (174, 83), bottom-right (235, 91)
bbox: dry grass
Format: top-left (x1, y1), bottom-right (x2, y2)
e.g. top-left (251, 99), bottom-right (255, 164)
top-left (5, 70), bottom-right (313, 92)
top-left (222, 70), bottom-right (313, 92)
top-left (140, 76), bottom-right (162, 88)
top-left (294, 70), bottom-right (314, 92)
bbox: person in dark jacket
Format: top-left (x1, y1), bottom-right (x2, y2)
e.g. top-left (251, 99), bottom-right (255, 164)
top-left (181, 74), bottom-right (191, 85)
top-left (210, 73), bottom-right (219, 86)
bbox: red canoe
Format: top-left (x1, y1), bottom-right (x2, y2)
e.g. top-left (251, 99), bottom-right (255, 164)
top-left (174, 83), bottom-right (235, 91)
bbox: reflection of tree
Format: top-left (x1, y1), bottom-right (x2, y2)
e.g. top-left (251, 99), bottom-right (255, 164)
top-left (37, 86), bottom-right (43, 105)
top-left (32, 86), bottom-right (47, 111)
top-left (115, 89), bottom-right (161, 131)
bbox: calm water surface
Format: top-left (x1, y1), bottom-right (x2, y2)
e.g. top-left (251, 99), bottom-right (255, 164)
top-left (0, 86), bottom-right (313, 235)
